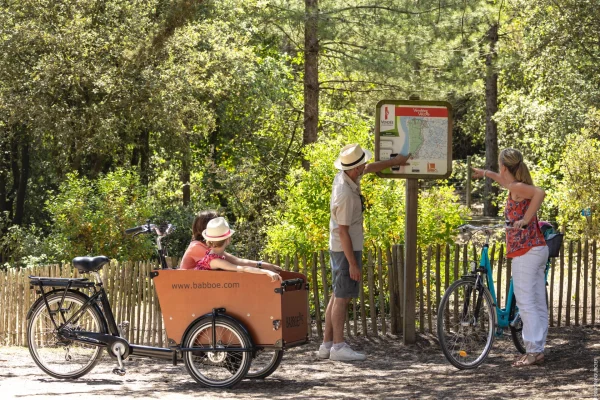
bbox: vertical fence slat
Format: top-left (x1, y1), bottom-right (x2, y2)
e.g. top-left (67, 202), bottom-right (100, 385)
top-left (368, 252), bottom-right (377, 336)
top-left (575, 240), bottom-right (581, 326)
top-left (302, 256), bottom-right (311, 339)
top-left (360, 263), bottom-right (367, 335)
top-left (592, 240), bottom-right (597, 326)
top-left (378, 248), bottom-right (386, 336)
top-left (418, 247), bottom-right (424, 334)
top-left (426, 246), bottom-right (432, 334)
top-left (319, 251), bottom-right (330, 315)
top-left (397, 244), bottom-right (405, 333)
top-left (435, 244), bottom-right (441, 317)
top-left (558, 243), bottom-right (565, 327)
top-left (311, 253), bottom-right (322, 338)
top-left (549, 256), bottom-right (555, 327)
top-left (386, 247), bottom-right (397, 335)
top-left (566, 241), bottom-right (573, 326)
top-left (583, 240), bottom-right (588, 326)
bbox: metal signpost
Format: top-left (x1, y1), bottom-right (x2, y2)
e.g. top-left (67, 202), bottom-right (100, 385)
top-left (374, 99), bottom-right (453, 344)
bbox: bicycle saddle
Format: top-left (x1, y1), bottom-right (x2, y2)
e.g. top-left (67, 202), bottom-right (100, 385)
top-left (72, 256), bottom-right (110, 273)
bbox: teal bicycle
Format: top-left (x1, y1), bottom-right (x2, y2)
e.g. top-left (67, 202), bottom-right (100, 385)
top-left (437, 223), bottom-right (556, 369)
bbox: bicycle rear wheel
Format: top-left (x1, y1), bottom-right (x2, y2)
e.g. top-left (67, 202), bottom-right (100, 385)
top-left (246, 349), bottom-right (283, 379)
top-left (27, 291), bottom-right (105, 379)
top-left (437, 279), bottom-right (496, 369)
top-left (510, 288), bottom-right (548, 354)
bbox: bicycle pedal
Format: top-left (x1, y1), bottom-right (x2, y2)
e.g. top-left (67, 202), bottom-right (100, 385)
top-left (112, 368), bottom-right (126, 376)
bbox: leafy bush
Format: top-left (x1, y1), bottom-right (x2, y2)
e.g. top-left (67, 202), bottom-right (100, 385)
top-left (45, 169), bottom-right (155, 261)
top-left (264, 123), bottom-right (468, 257)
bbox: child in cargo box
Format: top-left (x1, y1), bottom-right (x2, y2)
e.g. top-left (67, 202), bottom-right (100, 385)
top-left (180, 213), bottom-right (281, 281)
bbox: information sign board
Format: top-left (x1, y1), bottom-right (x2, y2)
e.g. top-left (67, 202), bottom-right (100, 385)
top-left (375, 100), bottom-right (453, 179)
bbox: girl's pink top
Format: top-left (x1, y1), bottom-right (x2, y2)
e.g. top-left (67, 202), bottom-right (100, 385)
top-left (180, 241), bottom-right (209, 269)
top-left (505, 196), bottom-right (546, 258)
top-left (194, 252), bottom-right (226, 270)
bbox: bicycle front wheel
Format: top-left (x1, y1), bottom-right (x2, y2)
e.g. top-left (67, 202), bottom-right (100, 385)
top-left (183, 316), bottom-right (252, 388)
top-left (437, 279), bottom-right (496, 369)
top-left (27, 291), bottom-right (106, 379)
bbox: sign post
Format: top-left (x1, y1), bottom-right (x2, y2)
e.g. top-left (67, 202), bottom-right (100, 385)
top-left (375, 100), bottom-right (452, 344)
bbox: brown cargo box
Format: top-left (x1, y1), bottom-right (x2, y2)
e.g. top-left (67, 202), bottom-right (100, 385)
top-left (152, 269), bottom-right (309, 348)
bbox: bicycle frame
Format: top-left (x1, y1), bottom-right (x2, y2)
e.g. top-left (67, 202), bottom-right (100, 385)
top-left (475, 238), bottom-right (550, 335)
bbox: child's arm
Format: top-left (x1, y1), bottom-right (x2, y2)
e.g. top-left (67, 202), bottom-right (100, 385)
top-left (210, 258), bottom-right (282, 282)
top-left (223, 253), bottom-right (282, 272)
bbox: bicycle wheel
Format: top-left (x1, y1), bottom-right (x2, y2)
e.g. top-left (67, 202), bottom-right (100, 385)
top-left (437, 279), bottom-right (496, 369)
top-left (183, 316), bottom-right (252, 388)
top-left (27, 291), bottom-right (105, 379)
top-left (509, 293), bottom-right (526, 354)
top-left (246, 349), bottom-right (283, 379)
top-left (510, 288), bottom-right (548, 354)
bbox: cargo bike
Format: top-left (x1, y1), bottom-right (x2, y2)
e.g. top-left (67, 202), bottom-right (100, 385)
top-left (26, 222), bottom-right (309, 388)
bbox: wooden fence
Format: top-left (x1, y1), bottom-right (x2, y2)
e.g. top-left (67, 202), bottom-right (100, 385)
top-left (0, 240), bottom-right (598, 347)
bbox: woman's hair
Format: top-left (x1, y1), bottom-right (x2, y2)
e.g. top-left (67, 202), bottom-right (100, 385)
top-left (206, 239), bottom-right (228, 248)
top-left (499, 148), bottom-right (533, 185)
top-left (192, 210), bottom-right (219, 242)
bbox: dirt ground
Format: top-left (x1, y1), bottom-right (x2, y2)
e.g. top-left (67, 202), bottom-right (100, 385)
top-left (0, 325), bottom-right (598, 400)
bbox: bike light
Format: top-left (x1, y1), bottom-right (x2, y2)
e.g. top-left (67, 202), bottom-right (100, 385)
top-left (459, 350), bottom-right (467, 357)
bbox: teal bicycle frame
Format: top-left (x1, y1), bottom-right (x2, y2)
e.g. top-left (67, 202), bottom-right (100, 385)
top-left (477, 242), bottom-right (550, 336)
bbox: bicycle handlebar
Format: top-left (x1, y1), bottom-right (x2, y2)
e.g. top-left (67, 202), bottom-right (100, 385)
top-left (125, 222), bottom-right (175, 237)
top-left (125, 226), bottom-right (144, 234)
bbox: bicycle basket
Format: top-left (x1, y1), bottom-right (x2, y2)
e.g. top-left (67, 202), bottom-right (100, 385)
top-left (545, 232), bottom-right (564, 258)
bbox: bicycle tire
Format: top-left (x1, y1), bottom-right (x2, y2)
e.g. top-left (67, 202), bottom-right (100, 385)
top-left (246, 349), bottom-right (283, 379)
top-left (183, 316), bottom-right (252, 388)
top-left (27, 291), bottom-right (105, 379)
top-left (437, 278), bottom-right (496, 369)
top-left (510, 288), bottom-right (549, 354)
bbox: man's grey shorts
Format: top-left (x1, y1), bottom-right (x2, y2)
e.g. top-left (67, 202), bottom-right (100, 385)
top-left (330, 250), bottom-right (362, 298)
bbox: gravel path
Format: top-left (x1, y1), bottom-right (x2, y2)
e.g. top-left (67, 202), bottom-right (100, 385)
top-left (1, 326), bottom-right (598, 399)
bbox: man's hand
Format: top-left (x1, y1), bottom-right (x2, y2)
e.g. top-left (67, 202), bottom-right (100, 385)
top-left (391, 153), bottom-right (411, 166)
top-left (349, 264), bottom-right (361, 281)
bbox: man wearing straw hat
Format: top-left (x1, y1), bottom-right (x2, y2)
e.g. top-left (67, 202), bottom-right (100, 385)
top-left (318, 144), bottom-right (410, 361)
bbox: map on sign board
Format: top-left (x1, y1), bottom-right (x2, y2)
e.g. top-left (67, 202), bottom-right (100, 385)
top-left (376, 101), bottom-right (452, 178)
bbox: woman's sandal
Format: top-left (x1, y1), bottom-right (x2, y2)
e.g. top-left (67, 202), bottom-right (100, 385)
top-left (512, 352), bottom-right (544, 367)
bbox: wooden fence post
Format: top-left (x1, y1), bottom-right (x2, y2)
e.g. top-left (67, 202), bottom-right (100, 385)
top-left (377, 248), bottom-right (386, 336)
top-left (368, 251), bottom-right (377, 336)
top-left (311, 253), bottom-right (322, 338)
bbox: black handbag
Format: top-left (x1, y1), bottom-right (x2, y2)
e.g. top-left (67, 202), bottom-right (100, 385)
top-left (545, 232), bottom-right (564, 258)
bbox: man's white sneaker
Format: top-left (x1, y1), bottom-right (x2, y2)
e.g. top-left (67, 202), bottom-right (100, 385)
top-left (317, 344), bottom-right (331, 359)
top-left (329, 344), bottom-right (366, 361)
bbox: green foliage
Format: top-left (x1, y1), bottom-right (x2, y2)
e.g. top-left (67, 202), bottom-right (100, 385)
top-left (548, 118), bottom-right (600, 239)
top-left (264, 109), bottom-right (468, 256)
top-left (45, 169), bottom-right (154, 261)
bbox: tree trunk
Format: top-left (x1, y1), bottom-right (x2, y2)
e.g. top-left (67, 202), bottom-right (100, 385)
top-left (13, 138), bottom-right (29, 225)
top-left (303, 0), bottom-right (319, 171)
top-left (484, 23), bottom-right (499, 217)
top-left (139, 129), bottom-right (150, 186)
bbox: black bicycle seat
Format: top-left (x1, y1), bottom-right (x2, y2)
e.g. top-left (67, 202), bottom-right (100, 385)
top-left (72, 256), bottom-right (110, 273)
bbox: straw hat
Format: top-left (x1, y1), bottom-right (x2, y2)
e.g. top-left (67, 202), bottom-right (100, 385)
top-left (202, 217), bottom-right (235, 241)
top-left (334, 144), bottom-right (373, 170)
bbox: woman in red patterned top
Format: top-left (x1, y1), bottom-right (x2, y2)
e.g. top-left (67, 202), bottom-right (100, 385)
top-left (179, 210), bottom-right (282, 273)
top-left (472, 148), bottom-right (549, 367)
top-left (191, 216), bottom-right (281, 281)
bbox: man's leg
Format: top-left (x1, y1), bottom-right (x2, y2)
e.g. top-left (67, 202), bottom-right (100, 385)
top-left (323, 294), bottom-right (335, 343)
top-left (331, 295), bottom-right (350, 343)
